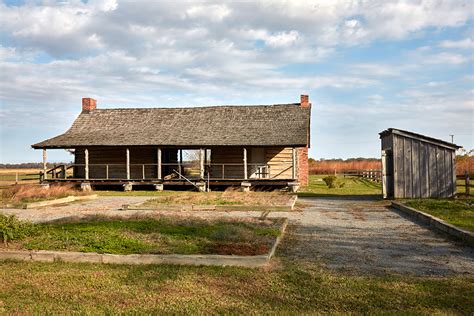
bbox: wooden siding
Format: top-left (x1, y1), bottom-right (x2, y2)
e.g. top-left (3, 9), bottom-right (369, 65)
top-left (266, 147), bottom-right (293, 179)
top-left (381, 134), bottom-right (456, 198)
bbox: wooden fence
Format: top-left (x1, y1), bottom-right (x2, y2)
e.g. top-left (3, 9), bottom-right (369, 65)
top-left (340, 169), bottom-right (382, 182)
top-left (456, 173), bottom-right (473, 196)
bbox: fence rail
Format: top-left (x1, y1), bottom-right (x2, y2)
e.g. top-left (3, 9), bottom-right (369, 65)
top-left (340, 169), bottom-right (382, 182)
top-left (456, 173), bottom-right (473, 196)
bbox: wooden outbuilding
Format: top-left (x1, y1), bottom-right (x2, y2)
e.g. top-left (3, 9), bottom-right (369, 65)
top-left (32, 95), bottom-right (311, 191)
top-left (379, 128), bottom-right (461, 199)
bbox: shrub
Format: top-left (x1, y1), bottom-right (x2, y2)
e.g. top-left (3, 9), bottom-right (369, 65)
top-left (323, 176), bottom-right (338, 188)
top-left (0, 215), bottom-right (35, 245)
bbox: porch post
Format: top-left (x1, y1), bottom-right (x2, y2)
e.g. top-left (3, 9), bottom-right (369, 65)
top-left (157, 147), bottom-right (162, 180)
top-left (84, 148), bottom-right (89, 180)
top-left (243, 147), bottom-right (248, 180)
top-left (42, 148), bottom-right (47, 180)
top-left (292, 147), bottom-right (296, 179)
top-left (199, 148), bottom-right (205, 179)
top-left (126, 148), bottom-right (130, 180)
top-left (178, 149), bottom-right (182, 178)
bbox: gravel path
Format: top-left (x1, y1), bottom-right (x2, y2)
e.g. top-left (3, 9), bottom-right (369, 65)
top-left (2, 195), bottom-right (473, 275)
top-left (288, 197), bottom-right (474, 276)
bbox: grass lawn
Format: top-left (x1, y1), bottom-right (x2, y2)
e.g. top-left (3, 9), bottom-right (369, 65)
top-left (1, 216), bottom-right (282, 256)
top-left (0, 237), bottom-right (472, 314)
top-left (404, 198), bottom-right (474, 232)
top-left (299, 175), bottom-right (382, 197)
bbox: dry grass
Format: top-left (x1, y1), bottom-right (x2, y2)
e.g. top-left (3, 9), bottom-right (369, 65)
top-left (1, 184), bottom-right (87, 206)
top-left (0, 168), bottom-right (40, 175)
top-left (142, 188), bottom-right (292, 206)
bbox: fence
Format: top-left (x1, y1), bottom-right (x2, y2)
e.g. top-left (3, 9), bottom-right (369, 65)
top-left (340, 169), bottom-right (382, 182)
top-left (456, 173), bottom-right (473, 196)
top-left (0, 171), bottom-right (40, 186)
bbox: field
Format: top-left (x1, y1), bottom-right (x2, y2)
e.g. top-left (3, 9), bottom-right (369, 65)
top-left (404, 199), bottom-right (474, 232)
top-left (299, 175), bottom-right (382, 197)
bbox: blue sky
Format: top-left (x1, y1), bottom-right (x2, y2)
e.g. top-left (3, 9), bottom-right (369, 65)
top-left (0, 0), bottom-right (473, 163)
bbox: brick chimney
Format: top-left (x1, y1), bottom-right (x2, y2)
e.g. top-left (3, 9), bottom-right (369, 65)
top-left (82, 98), bottom-right (97, 112)
top-left (300, 94), bottom-right (311, 108)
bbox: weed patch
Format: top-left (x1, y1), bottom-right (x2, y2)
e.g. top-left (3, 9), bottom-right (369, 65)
top-left (1, 216), bottom-right (283, 255)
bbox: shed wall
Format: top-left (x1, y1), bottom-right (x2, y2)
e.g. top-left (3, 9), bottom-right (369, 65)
top-left (381, 134), bottom-right (456, 198)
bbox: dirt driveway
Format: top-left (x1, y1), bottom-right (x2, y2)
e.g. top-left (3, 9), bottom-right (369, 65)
top-left (2, 195), bottom-right (473, 276)
top-left (287, 197), bottom-right (474, 276)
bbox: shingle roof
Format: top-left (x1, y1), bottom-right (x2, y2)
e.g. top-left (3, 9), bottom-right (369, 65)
top-left (32, 103), bottom-right (311, 148)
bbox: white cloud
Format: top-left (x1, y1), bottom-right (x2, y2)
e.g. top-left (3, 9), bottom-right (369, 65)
top-left (439, 38), bottom-right (474, 49)
top-left (423, 52), bottom-right (470, 65)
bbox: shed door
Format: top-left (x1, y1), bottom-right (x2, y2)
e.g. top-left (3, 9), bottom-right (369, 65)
top-left (382, 149), bottom-right (393, 199)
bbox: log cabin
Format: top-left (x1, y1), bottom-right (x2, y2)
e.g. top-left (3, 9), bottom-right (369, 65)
top-left (32, 95), bottom-right (311, 191)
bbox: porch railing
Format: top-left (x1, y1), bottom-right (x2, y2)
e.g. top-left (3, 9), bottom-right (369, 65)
top-left (43, 163), bottom-right (292, 181)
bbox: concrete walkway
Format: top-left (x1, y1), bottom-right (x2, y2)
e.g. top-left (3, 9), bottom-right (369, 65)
top-left (1, 195), bottom-right (473, 275)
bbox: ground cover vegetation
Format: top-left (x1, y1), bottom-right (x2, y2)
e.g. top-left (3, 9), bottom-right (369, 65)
top-left (0, 215), bottom-right (282, 256)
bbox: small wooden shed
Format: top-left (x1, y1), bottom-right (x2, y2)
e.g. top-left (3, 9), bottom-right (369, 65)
top-left (379, 128), bottom-right (461, 199)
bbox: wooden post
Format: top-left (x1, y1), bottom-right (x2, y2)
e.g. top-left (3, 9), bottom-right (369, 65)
top-left (243, 148), bottom-right (248, 180)
top-left (42, 148), bottom-right (47, 180)
top-left (126, 148), bottom-right (130, 180)
top-left (157, 148), bottom-right (162, 180)
top-left (15, 172), bottom-right (18, 184)
top-left (84, 148), bottom-right (89, 180)
top-left (222, 164), bottom-right (225, 179)
top-left (292, 147), bottom-right (296, 179)
top-left (466, 173), bottom-right (470, 196)
top-left (200, 148), bottom-right (205, 179)
top-left (178, 149), bottom-right (182, 179)
top-left (142, 164), bottom-right (145, 179)
top-left (106, 165), bottom-right (109, 180)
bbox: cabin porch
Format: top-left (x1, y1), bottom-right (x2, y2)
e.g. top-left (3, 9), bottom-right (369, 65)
top-left (40, 146), bottom-right (300, 191)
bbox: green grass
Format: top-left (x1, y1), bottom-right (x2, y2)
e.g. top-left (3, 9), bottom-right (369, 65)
top-left (299, 175), bottom-right (382, 197)
top-left (0, 244), bottom-right (472, 314)
top-left (404, 199), bottom-right (474, 232)
top-left (3, 216), bottom-right (281, 255)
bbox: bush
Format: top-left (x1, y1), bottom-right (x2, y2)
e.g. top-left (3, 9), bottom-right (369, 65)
top-left (322, 176), bottom-right (345, 189)
top-left (0, 215), bottom-right (35, 245)
top-left (323, 176), bottom-right (338, 188)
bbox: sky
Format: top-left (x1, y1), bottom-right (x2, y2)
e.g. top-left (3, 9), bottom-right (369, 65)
top-left (0, 0), bottom-right (473, 163)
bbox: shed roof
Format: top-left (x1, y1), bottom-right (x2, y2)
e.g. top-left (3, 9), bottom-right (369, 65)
top-left (379, 128), bottom-right (461, 150)
top-left (32, 103), bottom-right (311, 148)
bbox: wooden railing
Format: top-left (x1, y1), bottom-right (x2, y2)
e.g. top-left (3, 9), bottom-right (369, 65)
top-left (43, 163), bottom-right (288, 181)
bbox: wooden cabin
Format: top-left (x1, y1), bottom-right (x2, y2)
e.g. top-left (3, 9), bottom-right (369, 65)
top-left (32, 95), bottom-right (312, 191)
top-left (380, 128), bottom-right (460, 199)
